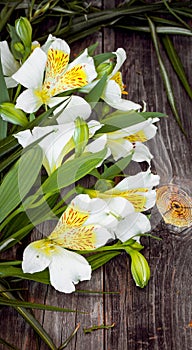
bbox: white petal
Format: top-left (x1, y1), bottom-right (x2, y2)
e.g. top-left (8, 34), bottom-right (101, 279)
top-left (56, 96), bottom-right (91, 123)
top-left (12, 48), bottom-right (46, 89)
top-left (15, 89), bottom-right (43, 113)
top-left (49, 36), bottom-right (70, 54)
top-left (48, 96), bottom-right (69, 108)
top-left (108, 48), bottom-right (126, 79)
top-left (49, 247), bottom-right (91, 293)
top-left (41, 34), bottom-right (70, 55)
top-left (103, 80), bottom-right (141, 111)
top-left (115, 212), bottom-right (151, 242)
top-left (86, 135), bottom-right (107, 153)
top-left (87, 120), bottom-right (103, 137)
top-left (122, 117), bottom-right (158, 139)
top-left (0, 41), bottom-right (20, 76)
top-left (31, 124), bottom-right (75, 174)
top-left (107, 137), bottom-right (133, 161)
top-left (115, 170), bottom-right (160, 191)
top-left (5, 76), bottom-right (18, 88)
top-left (105, 197), bottom-right (135, 219)
top-left (71, 194), bottom-right (117, 228)
top-left (14, 129), bottom-right (34, 147)
top-left (94, 226), bottom-right (115, 247)
top-left (22, 240), bottom-right (51, 273)
top-left (132, 142), bottom-right (153, 164)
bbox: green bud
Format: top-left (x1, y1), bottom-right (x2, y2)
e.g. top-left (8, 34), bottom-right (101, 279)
top-left (0, 102), bottom-right (28, 127)
top-left (73, 117), bottom-right (89, 157)
top-left (15, 17), bottom-right (32, 48)
top-left (126, 248), bottom-right (150, 288)
top-left (96, 62), bottom-right (113, 79)
top-left (14, 42), bottom-right (25, 54)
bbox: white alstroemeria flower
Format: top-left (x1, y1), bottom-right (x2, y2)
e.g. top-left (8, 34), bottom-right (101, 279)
top-left (0, 41), bottom-right (20, 88)
top-left (115, 212), bottom-right (151, 242)
top-left (101, 117), bottom-right (159, 162)
top-left (86, 169), bottom-right (160, 212)
top-left (14, 119), bottom-right (103, 175)
top-left (14, 123), bottom-right (76, 175)
top-left (22, 194), bottom-right (116, 293)
top-left (12, 35), bottom-right (97, 113)
top-left (81, 48), bottom-right (141, 111)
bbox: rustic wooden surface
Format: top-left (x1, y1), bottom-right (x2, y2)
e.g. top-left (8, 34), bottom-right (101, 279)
top-left (1, 2), bottom-right (192, 350)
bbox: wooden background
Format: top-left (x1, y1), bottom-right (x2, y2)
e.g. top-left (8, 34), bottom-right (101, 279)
top-left (1, 1), bottom-right (192, 349)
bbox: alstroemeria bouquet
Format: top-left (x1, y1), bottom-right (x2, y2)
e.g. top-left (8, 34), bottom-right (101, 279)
top-left (0, 17), bottom-right (164, 295)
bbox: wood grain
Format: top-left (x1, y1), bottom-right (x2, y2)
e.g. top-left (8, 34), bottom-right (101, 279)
top-left (1, 2), bottom-right (192, 350)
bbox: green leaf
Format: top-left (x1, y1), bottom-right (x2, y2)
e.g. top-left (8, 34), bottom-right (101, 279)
top-left (0, 337), bottom-right (20, 350)
top-left (100, 110), bottom-right (146, 131)
top-left (148, 17), bottom-right (186, 135)
top-left (0, 55), bottom-right (10, 140)
top-left (162, 35), bottom-right (192, 100)
top-left (100, 153), bottom-right (133, 179)
top-left (140, 112), bottom-right (167, 119)
top-left (0, 297), bottom-right (84, 313)
top-left (93, 52), bottom-right (116, 67)
top-left (42, 148), bottom-right (107, 194)
top-left (85, 73), bottom-right (108, 108)
top-left (0, 265), bottom-right (50, 283)
top-left (0, 146), bottom-right (43, 223)
top-left (87, 251), bottom-right (121, 271)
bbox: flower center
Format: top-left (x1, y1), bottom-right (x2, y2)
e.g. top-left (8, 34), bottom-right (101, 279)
top-left (34, 88), bottom-right (50, 105)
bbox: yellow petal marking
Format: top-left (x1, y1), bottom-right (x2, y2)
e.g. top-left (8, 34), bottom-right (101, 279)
top-left (53, 64), bottom-right (88, 94)
top-left (45, 48), bottom-right (69, 78)
top-left (48, 206), bottom-right (97, 250)
top-left (111, 71), bottom-right (128, 95)
top-left (126, 130), bottom-right (148, 143)
top-left (100, 188), bottom-right (148, 212)
top-left (32, 239), bottom-right (56, 256)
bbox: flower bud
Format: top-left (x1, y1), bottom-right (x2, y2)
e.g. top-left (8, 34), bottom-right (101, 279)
top-left (0, 102), bottom-right (28, 127)
top-left (73, 117), bottom-right (89, 157)
top-left (14, 42), bottom-right (25, 55)
top-left (126, 248), bottom-right (150, 288)
top-left (96, 62), bottom-right (113, 79)
top-left (15, 17), bottom-right (32, 48)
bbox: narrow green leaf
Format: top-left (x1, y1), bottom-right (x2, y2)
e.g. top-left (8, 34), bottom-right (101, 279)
top-left (0, 54), bottom-right (9, 140)
top-left (0, 283), bottom-right (57, 350)
top-left (42, 149), bottom-right (107, 194)
top-left (162, 0), bottom-right (191, 30)
top-left (0, 297), bottom-right (84, 313)
top-left (87, 251), bottom-right (121, 271)
top-left (100, 110), bottom-right (145, 131)
top-left (100, 153), bottom-right (133, 179)
top-left (148, 17), bottom-right (186, 134)
top-left (85, 73), bottom-right (108, 108)
top-left (115, 24), bottom-right (192, 36)
top-left (162, 35), bottom-right (192, 100)
top-left (59, 324), bottom-right (80, 349)
top-left (141, 112), bottom-right (167, 119)
top-left (0, 337), bottom-right (20, 350)
top-left (94, 52), bottom-right (116, 67)
top-left (0, 146), bottom-right (43, 223)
